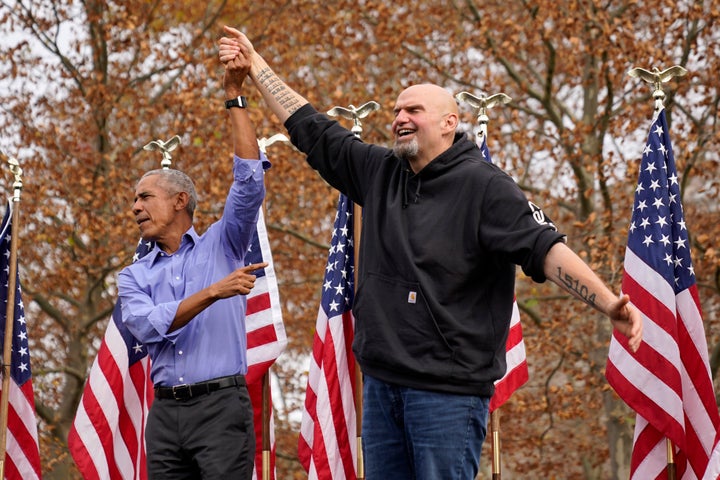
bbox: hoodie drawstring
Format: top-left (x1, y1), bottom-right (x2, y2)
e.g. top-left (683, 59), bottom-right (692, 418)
top-left (401, 168), bottom-right (409, 209)
top-left (400, 168), bottom-right (422, 208)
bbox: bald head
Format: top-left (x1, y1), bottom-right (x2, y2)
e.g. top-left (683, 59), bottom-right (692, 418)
top-left (391, 84), bottom-right (460, 172)
top-left (398, 84), bottom-right (459, 117)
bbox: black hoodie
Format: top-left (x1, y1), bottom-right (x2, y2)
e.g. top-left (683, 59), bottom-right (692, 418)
top-left (286, 104), bottom-right (565, 396)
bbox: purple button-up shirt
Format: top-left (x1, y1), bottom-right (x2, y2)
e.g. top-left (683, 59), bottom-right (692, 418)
top-left (118, 154), bottom-right (268, 387)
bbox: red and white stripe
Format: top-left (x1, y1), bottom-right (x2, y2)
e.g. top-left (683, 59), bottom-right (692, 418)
top-left (606, 110), bottom-right (719, 479)
top-left (68, 320), bottom-right (153, 480)
top-left (298, 194), bottom-right (357, 480)
top-left (607, 247), bottom-right (720, 479)
top-left (298, 309), bottom-right (357, 479)
top-left (4, 381), bottom-right (42, 480)
top-left (1, 202), bottom-right (42, 480)
top-left (246, 210), bottom-right (287, 478)
top-left (490, 299), bottom-right (529, 412)
top-left (246, 211), bottom-right (287, 378)
top-left (704, 434), bottom-right (720, 480)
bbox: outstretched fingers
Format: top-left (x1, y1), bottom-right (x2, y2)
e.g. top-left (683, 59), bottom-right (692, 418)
top-left (240, 262), bottom-right (268, 274)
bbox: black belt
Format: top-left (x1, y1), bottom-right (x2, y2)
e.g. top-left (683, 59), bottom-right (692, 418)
top-left (154, 374), bottom-right (246, 401)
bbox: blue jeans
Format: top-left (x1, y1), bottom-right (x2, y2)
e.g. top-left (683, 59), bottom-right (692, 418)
top-left (362, 375), bottom-right (490, 480)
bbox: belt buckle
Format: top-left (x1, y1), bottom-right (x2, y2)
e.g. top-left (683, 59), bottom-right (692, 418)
top-left (172, 384), bottom-right (190, 400)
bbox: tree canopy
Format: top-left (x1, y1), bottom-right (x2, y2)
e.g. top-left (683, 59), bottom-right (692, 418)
top-left (1, 0), bottom-right (718, 478)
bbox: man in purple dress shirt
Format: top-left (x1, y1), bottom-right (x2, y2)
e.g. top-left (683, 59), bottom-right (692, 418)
top-left (118, 40), bottom-right (269, 479)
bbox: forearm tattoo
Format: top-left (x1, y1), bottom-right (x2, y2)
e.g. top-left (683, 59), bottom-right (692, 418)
top-left (256, 67), bottom-right (303, 116)
top-left (555, 267), bottom-right (597, 306)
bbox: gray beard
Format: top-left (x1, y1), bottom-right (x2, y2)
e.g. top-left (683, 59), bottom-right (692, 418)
top-left (393, 138), bottom-right (419, 160)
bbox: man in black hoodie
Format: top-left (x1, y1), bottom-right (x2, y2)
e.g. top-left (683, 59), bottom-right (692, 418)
top-left (219, 27), bottom-right (642, 480)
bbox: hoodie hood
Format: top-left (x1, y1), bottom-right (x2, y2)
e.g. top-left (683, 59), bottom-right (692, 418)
top-left (399, 131), bottom-right (478, 208)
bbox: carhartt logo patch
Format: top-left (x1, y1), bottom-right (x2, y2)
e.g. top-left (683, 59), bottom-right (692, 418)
top-left (408, 291), bottom-right (417, 304)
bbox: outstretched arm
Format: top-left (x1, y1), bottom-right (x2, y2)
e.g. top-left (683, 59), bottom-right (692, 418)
top-left (543, 242), bottom-right (643, 352)
top-left (165, 41), bottom-right (269, 333)
top-left (221, 32), bottom-right (260, 159)
top-left (219, 26), bottom-right (308, 124)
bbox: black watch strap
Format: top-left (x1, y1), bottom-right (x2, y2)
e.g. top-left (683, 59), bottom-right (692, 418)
top-left (225, 96), bottom-right (248, 109)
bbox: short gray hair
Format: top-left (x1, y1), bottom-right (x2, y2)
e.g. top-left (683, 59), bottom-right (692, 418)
top-left (139, 169), bottom-right (198, 218)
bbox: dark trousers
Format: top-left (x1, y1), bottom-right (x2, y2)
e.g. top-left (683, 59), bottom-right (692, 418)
top-left (146, 384), bottom-right (255, 479)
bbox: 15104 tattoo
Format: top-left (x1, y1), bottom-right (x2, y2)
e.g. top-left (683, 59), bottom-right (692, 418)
top-left (556, 267), bottom-right (596, 306)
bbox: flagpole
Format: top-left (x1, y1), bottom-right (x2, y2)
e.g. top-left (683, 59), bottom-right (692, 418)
top-left (353, 211), bottom-right (363, 480)
top-left (0, 155), bottom-right (23, 478)
top-left (491, 409), bottom-right (501, 480)
top-left (327, 101), bottom-right (380, 480)
top-left (456, 91), bottom-right (512, 479)
top-left (666, 439), bottom-right (676, 480)
top-left (628, 65), bottom-right (687, 480)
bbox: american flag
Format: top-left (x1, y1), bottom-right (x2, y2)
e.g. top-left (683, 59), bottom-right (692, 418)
top-left (244, 210), bottom-right (287, 478)
top-left (706, 435), bottom-right (720, 480)
top-left (605, 109), bottom-right (720, 479)
top-left (0, 201), bottom-right (42, 480)
top-left (489, 299), bottom-right (528, 412)
top-left (479, 136), bottom-right (529, 412)
top-left (298, 193), bottom-right (357, 479)
top-left (68, 209), bottom-right (286, 479)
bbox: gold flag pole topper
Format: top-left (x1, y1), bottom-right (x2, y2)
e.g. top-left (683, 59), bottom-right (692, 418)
top-left (327, 101), bottom-right (381, 139)
top-left (327, 99), bottom-right (380, 480)
top-left (257, 133), bottom-right (288, 480)
top-left (628, 65), bottom-right (688, 116)
top-left (628, 64), bottom-right (688, 480)
top-left (143, 135), bottom-right (182, 170)
top-left (455, 91), bottom-right (512, 480)
top-left (455, 92), bottom-right (511, 143)
top-left (0, 154), bottom-right (23, 479)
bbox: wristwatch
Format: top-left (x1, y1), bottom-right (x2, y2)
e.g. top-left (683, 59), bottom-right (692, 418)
top-left (225, 96), bottom-right (248, 109)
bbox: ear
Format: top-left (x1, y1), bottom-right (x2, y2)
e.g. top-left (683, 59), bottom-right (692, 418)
top-left (442, 112), bottom-right (459, 134)
top-left (174, 191), bottom-right (190, 212)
